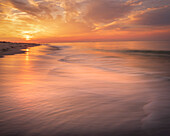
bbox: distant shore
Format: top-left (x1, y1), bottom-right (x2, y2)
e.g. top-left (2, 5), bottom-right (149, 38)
top-left (0, 41), bottom-right (40, 58)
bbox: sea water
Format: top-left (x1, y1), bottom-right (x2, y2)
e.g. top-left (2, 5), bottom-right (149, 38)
top-left (0, 41), bottom-right (170, 136)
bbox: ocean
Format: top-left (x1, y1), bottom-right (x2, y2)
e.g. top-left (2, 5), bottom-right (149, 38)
top-left (0, 41), bottom-right (170, 136)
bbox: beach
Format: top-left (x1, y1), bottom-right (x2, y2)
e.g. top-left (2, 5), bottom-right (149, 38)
top-left (0, 41), bottom-right (40, 57)
top-left (0, 0), bottom-right (169, 135)
top-left (0, 41), bottom-right (170, 136)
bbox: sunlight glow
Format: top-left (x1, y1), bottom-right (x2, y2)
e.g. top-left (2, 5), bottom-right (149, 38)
top-left (25, 35), bottom-right (32, 41)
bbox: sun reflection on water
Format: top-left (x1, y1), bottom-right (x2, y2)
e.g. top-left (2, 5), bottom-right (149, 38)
top-left (25, 48), bottom-right (29, 61)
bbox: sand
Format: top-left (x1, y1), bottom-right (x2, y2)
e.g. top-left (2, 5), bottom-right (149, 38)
top-left (0, 41), bottom-right (40, 57)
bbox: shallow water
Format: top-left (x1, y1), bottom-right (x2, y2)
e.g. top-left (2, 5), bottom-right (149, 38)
top-left (0, 41), bottom-right (170, 136)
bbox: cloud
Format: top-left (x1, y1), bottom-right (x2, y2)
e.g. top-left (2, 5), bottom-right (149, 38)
top-left (8, 0), bottom-right (40, 16)
top-left (142, 0), bottom-right (170, 8)
top-left (60, 0), bottom-right (82, 22)
top-left (1, 0), bottom-right (139, 25)
top-left (4, 0), bottom-right (60, 19)
top-left (0, 0), bottom-right (170, 41)
top-left (132, 6), bottom-right (170, 26)
top-left (83, 0), bottom-right (134, 24)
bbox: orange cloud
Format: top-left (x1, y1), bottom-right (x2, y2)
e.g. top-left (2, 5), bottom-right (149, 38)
top-left (0, 0), bottom-right (170, 42)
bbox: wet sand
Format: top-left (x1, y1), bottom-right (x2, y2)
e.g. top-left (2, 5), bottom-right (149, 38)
top-left (0, 41), bottom-right (170, 136)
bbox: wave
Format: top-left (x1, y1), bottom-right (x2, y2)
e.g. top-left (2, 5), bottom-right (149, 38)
top-left (95, 49), bottom-right (170, 56)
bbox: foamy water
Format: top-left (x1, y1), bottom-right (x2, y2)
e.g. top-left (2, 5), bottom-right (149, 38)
top-left (0, 41), bottom-right (170, 136)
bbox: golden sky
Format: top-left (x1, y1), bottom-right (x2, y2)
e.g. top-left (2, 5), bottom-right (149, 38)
top-left (0, 0), bottom-right (170, 43)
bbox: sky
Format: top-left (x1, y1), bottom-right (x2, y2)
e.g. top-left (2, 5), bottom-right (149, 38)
top-left (0, 0), bottom-right (170, 43)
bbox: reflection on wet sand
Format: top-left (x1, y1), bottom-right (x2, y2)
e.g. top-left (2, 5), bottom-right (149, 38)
top-left (0, 41), bottom-right (170, 136)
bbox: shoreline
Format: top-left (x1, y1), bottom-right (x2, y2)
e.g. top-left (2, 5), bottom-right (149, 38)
top-left (0, 41), bottom-right (40, 58)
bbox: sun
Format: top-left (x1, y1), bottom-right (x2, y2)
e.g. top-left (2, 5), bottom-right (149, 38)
top-left (24, 35), bottom-right (32, 41)
top-left (22, 31), bottom-right (33, 41)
